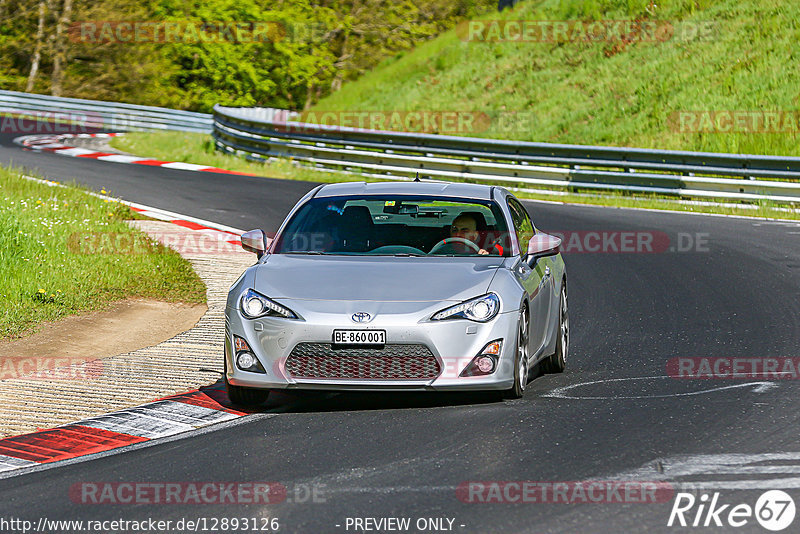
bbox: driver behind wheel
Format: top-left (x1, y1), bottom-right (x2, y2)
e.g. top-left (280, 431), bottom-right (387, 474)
top-left (448, 213), bottom-right (503, 255)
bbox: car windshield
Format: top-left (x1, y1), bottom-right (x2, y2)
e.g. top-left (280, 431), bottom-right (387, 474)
top-left (273, 195), bottom-right (512, 257)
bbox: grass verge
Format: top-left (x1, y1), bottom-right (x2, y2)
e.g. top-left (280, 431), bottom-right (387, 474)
top-left (0, 166), bottom-right (206, 339)
top-left (111, 131), bottom-right (800, 221)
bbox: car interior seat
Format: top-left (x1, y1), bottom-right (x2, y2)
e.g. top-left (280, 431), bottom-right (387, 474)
top-left (338, 205), bottom-right (375, 252)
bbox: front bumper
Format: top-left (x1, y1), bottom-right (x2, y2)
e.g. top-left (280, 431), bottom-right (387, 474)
top-left (225, 299), bottom-right (518, 392)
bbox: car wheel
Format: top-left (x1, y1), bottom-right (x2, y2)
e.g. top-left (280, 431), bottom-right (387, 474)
top-left (224, 360), bottom-right (269, 406)
top-left (503, 305), bottom-right (529, 399)
top-left (543, 285), bottom-right (568, 374)
top-left (226, 379), bottom-right (269, 406)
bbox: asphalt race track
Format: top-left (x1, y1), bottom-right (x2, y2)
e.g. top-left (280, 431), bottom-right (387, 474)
top-left (2, 128), bottom-right (800, 533)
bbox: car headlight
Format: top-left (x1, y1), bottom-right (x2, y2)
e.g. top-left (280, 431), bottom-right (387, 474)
top-left (240, 289), bottom-right (297, 319)
top-left (431, 293), bottom-right (500, 322)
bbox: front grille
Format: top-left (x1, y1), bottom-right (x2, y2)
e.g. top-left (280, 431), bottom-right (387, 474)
top-left (286, 343), bottom-right (440, 380)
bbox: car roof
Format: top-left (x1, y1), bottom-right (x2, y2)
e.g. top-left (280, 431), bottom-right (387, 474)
top-left (313, 181), bottom-right (507, 201)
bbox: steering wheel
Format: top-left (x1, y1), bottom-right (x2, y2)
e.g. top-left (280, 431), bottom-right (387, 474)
top-left (429, 237), bottom-right (481, 254)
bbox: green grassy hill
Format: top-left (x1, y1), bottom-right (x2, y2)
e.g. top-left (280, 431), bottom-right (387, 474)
top-left (312, 0), bottom-right (800, 156)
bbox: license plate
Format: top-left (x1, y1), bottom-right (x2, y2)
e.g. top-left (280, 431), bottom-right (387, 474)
top-left (333, 329), bottom-right (386, 345)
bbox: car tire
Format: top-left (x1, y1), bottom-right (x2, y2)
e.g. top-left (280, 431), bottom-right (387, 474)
top-left (503, 305), bottom-right (529, 399)
top-left (543, 284), bottom-right (568, 374)
top-left (224, 359), bottom-right (269, 406)
top-left (226, 379), bottom-right (270, 406)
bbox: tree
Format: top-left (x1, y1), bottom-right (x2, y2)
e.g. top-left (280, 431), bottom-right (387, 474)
top-left (25, 0), bottom-right (46, 91)
top-left (50, 0), bottom-right (73, 96)
top-left (1, 0), bottom-right (494, 110)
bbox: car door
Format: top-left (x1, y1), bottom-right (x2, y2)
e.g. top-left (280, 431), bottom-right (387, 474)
top-left (507, 197), bottom-right (550, 353)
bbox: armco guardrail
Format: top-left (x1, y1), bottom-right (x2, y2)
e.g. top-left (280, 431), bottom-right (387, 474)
top-left (213, 104), bottom-right (800, 203)
top-left (0, 90), bottom-right (212, 133)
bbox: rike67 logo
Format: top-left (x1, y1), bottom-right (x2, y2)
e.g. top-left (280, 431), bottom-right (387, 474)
top-left (668, 490), bottom-right (796, 531)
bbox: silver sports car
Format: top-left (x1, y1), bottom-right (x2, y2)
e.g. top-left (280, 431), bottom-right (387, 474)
top-left (224, 181), bottom-right (568, 405)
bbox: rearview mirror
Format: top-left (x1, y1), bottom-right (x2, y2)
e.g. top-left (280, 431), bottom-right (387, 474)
top-left (398, 204), bottom-right (419, 215)
top-left (241, 229), bottom-right (267, 258)
top-left (383, 202), bottom-right (419, 215)
top-left (525, 233), bottom-right (561, 262)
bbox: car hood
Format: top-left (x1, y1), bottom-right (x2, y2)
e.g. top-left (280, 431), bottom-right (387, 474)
top-left (253, 254), bottom-right (503, 302)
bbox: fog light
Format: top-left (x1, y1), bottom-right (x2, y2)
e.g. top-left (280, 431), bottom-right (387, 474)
top-left (232, 335), bottom-right (266, 373)
top-left (476, 355), bottom-right (495, 374)
top-left (460, 339), bottom-right (503, 377)
top-left (237, 352), bottom-right (256, 369)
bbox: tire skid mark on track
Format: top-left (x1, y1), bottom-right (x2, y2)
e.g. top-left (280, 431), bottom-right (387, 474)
top-left (13, 132), bottom-right (256, 176)
top-left (543, 375), bottom-right (778, 400)
top-left (606, 452), bottom-right (800, 490)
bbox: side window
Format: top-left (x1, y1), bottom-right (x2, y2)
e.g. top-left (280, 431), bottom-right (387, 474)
top-left (507, 198), bottom-right (535, 254)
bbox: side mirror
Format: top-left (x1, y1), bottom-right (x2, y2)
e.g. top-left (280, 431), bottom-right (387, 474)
top-left (524, 233), bottom-right (561, 262)
top-left (241, 229), bottom-right (267, 258)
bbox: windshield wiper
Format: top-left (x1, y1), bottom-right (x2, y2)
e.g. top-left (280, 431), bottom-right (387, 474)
top-left (287, 251), bottom-right (328, 255)
top-left (393, 252), bottom-right (425, 257)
